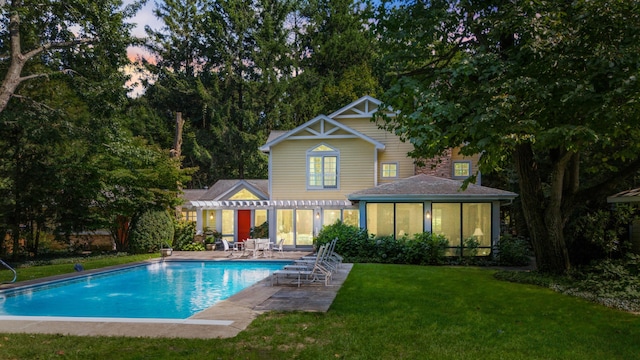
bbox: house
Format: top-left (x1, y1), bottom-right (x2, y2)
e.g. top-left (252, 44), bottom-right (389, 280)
top-left (182, 96), bottom-right (517, 256)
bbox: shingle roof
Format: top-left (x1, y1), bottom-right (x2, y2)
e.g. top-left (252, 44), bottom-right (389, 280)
top-left (200, 179), bottom-right (269, 201)
top-left (607, 187), bottom-right (640, 203)
top-left (348, 174), bottom-right (517, 201)
top-left (181, 189), bottom-right (208, 202)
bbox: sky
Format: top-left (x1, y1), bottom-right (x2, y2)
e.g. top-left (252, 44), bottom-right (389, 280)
top-left (123, 1), bottom-right (161, 96)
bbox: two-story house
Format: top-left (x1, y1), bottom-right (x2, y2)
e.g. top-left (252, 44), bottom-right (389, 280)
top-left (182, 96), bottom-right (517, 256)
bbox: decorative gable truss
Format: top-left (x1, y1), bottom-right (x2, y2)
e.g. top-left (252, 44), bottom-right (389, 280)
top-left (328, 95), bottom-right (391, 120)
top-left (260, 114), bottom-right (385, 151)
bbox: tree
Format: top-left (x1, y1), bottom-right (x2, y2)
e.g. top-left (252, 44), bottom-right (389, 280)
top-left (95, 128), bottom-right (191, 252)
top-left (142, 0), bottom-right (294, 184)
top-left (376, 0), bottom-right (640, 273)
top-left (292, 0), bottom-right (381, 116)
top-left (0, 0), bottom-right (143, 114)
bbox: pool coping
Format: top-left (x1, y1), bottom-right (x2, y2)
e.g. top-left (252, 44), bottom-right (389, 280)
top-left (0, 251), bottom-right (352, 338)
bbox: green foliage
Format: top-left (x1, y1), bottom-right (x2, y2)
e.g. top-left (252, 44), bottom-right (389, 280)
top-left (250, 222), bottom-right (269, 238)
top-left (129, 210), bottom-right (174, 254)
top-left (566, 204), bottom-right (638, 263)
top-left (497, 234), bottom-right (531, 266)
top-left (180, 242), bottom-right (205, 251)
top-left (315, 221), bottom-right (448, 265)
top-left (496, 254), bottom-right (640, 313)
top-left (173, 220), bottom-right (196, 250)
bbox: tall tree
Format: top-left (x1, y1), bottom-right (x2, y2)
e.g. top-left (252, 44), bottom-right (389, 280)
top-left (376, 0), bottom-right (640, 273)
top-left (0, 0), bottom-right (143, 113)
top-left (293, 0), bottom-right (381, 116)
top-left (143, 0), bottom-right (294, 184)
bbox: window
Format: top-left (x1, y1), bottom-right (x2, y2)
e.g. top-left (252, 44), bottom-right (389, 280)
top-left (381, 163), bottom-right (398, 178)
top-left (307, 144), bottom-right (339, 189)
top-left (343, 209), bottom-right (359, 226)
top-left (181, 210), bottom-right (196, 222)
top-left (431, 202), bottom-right (492, 256)
top-left (453, 161), bottom-right (471, 179)
top-left (366, 203), bottom-right (423, 239)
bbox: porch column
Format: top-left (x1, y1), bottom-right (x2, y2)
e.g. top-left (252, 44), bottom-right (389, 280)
top-left (195, 208), bottom-right (204, 235)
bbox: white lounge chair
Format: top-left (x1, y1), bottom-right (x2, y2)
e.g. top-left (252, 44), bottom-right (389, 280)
top-left (272, 245), bottom-right (330, 286)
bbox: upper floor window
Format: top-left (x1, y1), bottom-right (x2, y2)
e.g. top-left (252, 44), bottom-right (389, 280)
top-left (453, 161), bottom-right (471, 179)
top-left (307, 144), bottom-right (339, 189)
top-left (381, 162), bottom-right (398, 179)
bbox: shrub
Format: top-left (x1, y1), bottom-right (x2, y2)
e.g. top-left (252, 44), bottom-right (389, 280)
top-left (404, 232), bottom-right (449, 265)
top-left (497, 234), bottom-right (530, 266)
top-left (129, 210), bottom-right (174, 254)
top-left (314, 221), bottom-right (369, 260)
top-left (315, 222), bottom-right (448, 265)
top-left (181, 242), bottom-right (205, 251)
top-left (250, 222), bottom-right (269, 238)
top-left (173, 220), bottom-right (196, 250)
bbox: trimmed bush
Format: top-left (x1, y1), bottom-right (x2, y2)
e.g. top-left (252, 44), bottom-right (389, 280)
top-left (129, 210), bottom-right (174, 254)
top-left (173, 220), bottom-right (196, 250)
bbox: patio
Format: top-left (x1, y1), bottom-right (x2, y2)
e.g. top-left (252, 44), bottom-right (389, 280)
top-left (0, 250), bottom-right (352, 339)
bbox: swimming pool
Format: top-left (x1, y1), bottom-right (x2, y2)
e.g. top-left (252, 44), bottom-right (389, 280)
top-left (0, 260), bottom-right (290, 319)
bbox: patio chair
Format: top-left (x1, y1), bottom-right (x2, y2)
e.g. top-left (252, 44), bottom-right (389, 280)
top-left (222, 239), bottom-right (239, 256)
top-left (272, 245), bottom-right (331, 286)
top-left (271, 238), bottom-right (285, 258)
top-left (242, 239), bottom-right (259, 258)
top-left (286, 244), bottom-right (334, 282)
top-left (301, 238), bottom-right (342, 271)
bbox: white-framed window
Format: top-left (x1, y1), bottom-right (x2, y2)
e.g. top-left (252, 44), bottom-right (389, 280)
top-left (307, 144), bottom-right (339, 189)
top-left (381, 162), bottom-right (398, 178)
top-left (182, 210), bottom-right (197, 222)
top-left (453, 161), bottom-right (471, 179)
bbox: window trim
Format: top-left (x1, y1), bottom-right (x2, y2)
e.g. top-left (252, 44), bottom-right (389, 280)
top-left (306, 144), bottom-right (340, 190)
top-left (381, 162), bottom-right (399, 179)
top-left (452, 160), bottom-right (472, 179)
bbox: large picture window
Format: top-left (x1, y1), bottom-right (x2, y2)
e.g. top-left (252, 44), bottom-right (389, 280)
top-left (307, 144), bottom-right (339, 189)
top-left (432, 202), bottom-right (492, 256)
top-left (366, 203), bottom-right (424, 239)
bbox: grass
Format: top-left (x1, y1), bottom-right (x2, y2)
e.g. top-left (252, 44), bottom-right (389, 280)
top-left (2, 253), bottom-right (158, 282)
top-left (0, 262), bottom-right (638, 359)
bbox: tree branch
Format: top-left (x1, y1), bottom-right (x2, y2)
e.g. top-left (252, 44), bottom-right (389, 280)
top-left (22, 38), bottom-right (96, 62)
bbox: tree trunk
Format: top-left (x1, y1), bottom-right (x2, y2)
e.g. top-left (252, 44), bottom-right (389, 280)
top-left (170, 112), bottom-right (184, 160)
top-left (171, 112), bottom-right (184, 219)
top-left (513, 143), bottom-right (571, 274)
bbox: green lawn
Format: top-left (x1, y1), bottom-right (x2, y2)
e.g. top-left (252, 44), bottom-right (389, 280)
top-left (0, 263), bottom-right (638, 359)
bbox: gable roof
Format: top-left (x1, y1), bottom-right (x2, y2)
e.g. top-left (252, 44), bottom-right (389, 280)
top-left (348, 174), bottom-right (518, 201)
top-left (259, 114), bottom-right (385, 152)
top-left (197, 179), bottom-right (269, 201)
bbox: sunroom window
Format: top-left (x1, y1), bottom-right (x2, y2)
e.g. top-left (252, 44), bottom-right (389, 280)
top-left (307, 144), bottom-right (339, 189)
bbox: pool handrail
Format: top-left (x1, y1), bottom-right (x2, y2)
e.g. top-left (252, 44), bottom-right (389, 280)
top-left (0, 259), bottom-right (16, 284)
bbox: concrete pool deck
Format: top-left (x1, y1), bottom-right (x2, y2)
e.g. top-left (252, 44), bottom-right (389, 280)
top-left (0, 250), bottom-right (352, 339)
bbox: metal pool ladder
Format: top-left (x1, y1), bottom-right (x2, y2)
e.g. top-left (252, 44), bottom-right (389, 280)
top-left (0, 259), bottom-right (16, 284)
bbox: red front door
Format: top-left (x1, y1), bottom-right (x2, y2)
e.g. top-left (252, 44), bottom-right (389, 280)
top-left (237, 210), bottom-right (251, 242)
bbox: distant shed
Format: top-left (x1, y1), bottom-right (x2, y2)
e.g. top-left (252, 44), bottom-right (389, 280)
top-left (607, 188), bottom-right (640, 254)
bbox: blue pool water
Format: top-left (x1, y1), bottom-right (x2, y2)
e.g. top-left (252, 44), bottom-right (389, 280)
top-left (0, 261), bottom-right (289, 319)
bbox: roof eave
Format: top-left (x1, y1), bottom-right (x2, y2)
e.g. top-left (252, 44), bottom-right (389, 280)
top-left (348, 194), bottom-right (518, 202)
